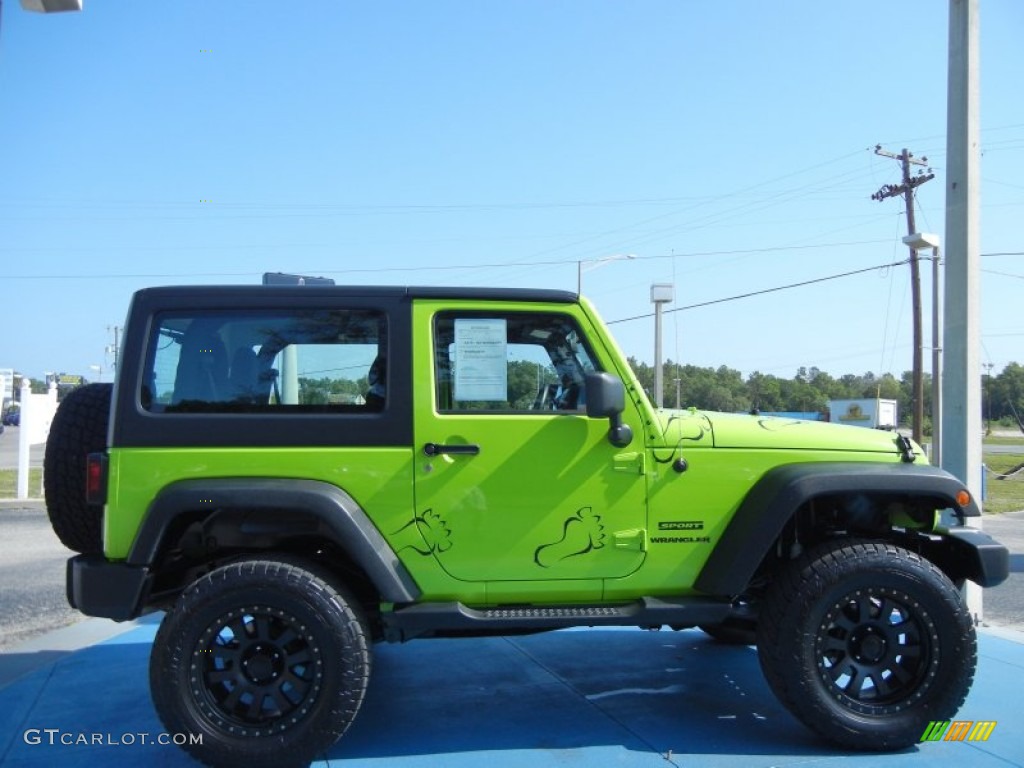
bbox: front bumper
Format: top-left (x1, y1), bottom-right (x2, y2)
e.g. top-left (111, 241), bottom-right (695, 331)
top-left (930, 527), bottom-right (1010, 588)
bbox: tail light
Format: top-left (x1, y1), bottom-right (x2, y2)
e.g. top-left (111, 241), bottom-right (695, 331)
top-left (86, 452), bottom-right (108, 506)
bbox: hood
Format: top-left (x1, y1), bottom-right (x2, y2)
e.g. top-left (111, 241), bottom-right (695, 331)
top-left (655, 409), bottom-right (911, 455)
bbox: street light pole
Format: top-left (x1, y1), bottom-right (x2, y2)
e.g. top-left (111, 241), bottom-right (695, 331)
top-left (903, 232), bottom-right (942, 463)
top-left (651, 283), bottom-right (674, 408)
top-left (577, 254), bottom-right (637, 294)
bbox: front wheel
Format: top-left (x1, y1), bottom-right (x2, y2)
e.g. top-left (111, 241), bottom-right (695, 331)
top-left (757, 540), bottom-right (976, 750)
top-left (150, 559), bottom-right (371, 768)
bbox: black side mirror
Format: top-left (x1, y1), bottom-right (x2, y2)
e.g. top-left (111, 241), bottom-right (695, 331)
top-left (585, 372), bottom-right (633, 447)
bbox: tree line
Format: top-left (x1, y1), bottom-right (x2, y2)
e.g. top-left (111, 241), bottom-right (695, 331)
top-left (627, 358), bottom-right (1024, 432)
top-left (12, 360), bottom-right (1023, 432)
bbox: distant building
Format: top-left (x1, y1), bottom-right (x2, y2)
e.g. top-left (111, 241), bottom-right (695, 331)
top-left (828, 398), bottom-right (898, 430)
top-left (0, 368), bottom-right (14, 409)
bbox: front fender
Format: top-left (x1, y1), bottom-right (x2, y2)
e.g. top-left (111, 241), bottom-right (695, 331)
top-left (694, 462), bottom-right (983, 597)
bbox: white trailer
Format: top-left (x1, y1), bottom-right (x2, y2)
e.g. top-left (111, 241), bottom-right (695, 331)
top-left (828, 398), bottom-right (898, 430)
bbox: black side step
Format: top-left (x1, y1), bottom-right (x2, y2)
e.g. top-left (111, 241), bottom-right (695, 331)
top-left (383, 597), bottom-right (731, 641)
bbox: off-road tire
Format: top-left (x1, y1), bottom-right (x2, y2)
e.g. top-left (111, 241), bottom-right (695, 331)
top-left (43, 383), bottom-right (112, 554)
top-left (150, 559), bottom-right (372, 768)
top-left (757, 539), bottom-right (975, 750)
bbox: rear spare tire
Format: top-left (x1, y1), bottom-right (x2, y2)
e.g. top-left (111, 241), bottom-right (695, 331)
top-left (44, 382), bottom-right (112, 554)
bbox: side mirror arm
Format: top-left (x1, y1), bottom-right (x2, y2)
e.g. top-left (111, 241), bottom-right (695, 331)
top-left (608, 413), bottom-right (633, 447)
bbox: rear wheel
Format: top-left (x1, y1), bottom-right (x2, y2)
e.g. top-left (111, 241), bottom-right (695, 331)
top-left (757, 540), bottom-right (975, 750)
top-left (44, 383), bottom-right (112, 554)
top-left (150, 559), bottom-right (371, 768)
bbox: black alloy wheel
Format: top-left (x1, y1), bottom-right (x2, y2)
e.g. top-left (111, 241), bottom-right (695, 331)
top-left (151, 559), bottom-right (371, 768)
top-left (757, 540), bottom-right (975, 750)
top-left (192, 604), bottom-right (325, 735)
top-left (815, 586), bottom-right (933, 712)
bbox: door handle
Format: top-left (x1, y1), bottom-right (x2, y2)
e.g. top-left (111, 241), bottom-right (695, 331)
top-left (423, 442), bottom-right (481, 457)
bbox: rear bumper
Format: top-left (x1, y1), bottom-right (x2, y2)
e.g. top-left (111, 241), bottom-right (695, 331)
top-left (66, 555), bottom-right (151, 622)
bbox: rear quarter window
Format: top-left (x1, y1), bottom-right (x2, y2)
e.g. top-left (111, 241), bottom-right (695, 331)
top-left (143, 309), bottom-right (387, 414)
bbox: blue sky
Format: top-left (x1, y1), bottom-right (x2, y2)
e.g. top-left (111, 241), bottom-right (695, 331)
top-left (1, 1), bottom-right (1021, 385)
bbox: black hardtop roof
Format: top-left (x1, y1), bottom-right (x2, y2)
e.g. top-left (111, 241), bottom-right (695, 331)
top-left (134, 284), bottom-right (578, 304)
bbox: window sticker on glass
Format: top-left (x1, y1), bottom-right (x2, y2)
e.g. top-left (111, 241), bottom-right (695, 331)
top-left (453, 318), bottom-right (508, 401)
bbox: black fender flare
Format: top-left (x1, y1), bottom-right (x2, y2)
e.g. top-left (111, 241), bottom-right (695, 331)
top-left (127, 478), bottom-right (420, 603)
top-left (694, 462), bottom-right (981, 597)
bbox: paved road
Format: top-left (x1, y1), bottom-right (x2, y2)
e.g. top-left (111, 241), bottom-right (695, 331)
top-left (979, 510), bottom-right (1024, 631)
top-left (986, 444), bottom-right (1024, 455)
top-left (0, 427), bottom-right (45, 471)
top-left (0, 504), bottom-right (78, 652)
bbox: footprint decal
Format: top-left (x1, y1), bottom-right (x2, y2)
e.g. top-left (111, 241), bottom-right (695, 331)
top-left (391, 509), bottom-right (453, 556)
top-left (534, 507), bottom-right (605, 568)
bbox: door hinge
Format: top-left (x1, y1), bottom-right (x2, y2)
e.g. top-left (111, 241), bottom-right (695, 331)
top-left (613, 451), bottom-right (645, 475)
top-left (613, 528), bottom-right (647, 551)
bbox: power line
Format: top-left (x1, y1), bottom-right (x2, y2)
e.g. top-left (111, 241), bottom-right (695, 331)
top-left (982, 269), bottom-right (1024, 280)
top-left (606, 259), bottom-right (909, 326)
top-left (0, 238), bottom-right (896, 280)
top-left (0, 151), bottom-right (871, 217)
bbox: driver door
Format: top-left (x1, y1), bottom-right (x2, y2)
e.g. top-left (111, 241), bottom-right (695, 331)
top-left (409, 300), bottom-right (647, 601)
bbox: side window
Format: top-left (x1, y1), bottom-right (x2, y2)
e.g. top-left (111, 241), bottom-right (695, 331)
top-left (433, 312), bottom-right (598, 413)
top-left (144, 309), bottom-right (386, 413)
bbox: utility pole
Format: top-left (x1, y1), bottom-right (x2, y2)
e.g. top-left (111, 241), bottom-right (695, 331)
top-left (983, 362), bottom-right (994, 435)
top-left (106, 325), bottom-right (122, 375)
top-left (944, 0), bottom-right (982, 622)
top-left (872, 146), bottom-right (935, 445)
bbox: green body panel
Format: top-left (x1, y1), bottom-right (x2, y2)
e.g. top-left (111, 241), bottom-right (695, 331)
top-left (607, 445), bottom-right (909, 599)
top-left (410, 299), bottom-right (649, 604)
top-left (696, 410), bottom-right (917, 454)
top-left (599, 406), bottom-right (913, 598)
top-left (104, 448), bottom-right (416, 560)
top-left (100, 291), bottom-right (927, 608)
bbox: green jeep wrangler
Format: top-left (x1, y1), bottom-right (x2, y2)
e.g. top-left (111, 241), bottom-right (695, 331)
top-left (44, 284), bottom-right (1008, 767)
